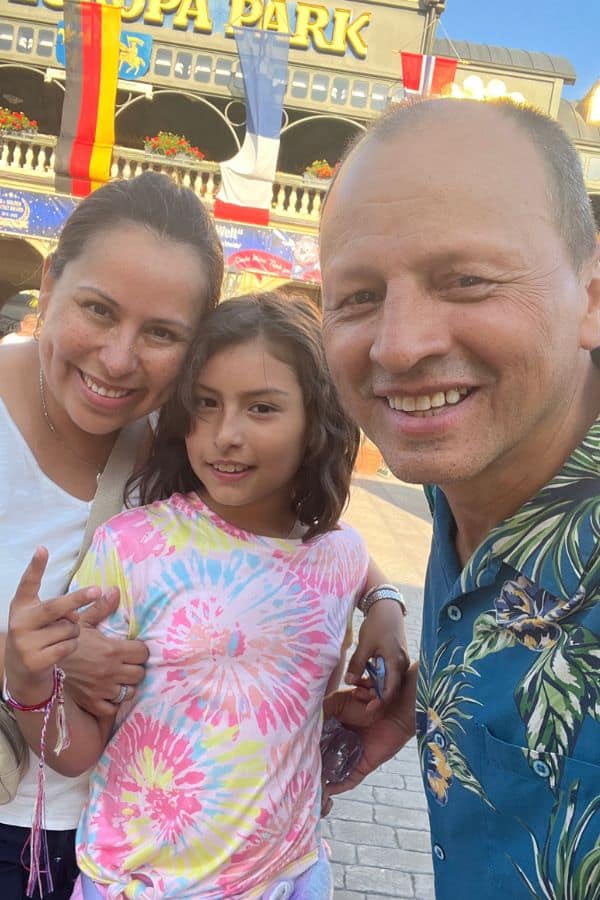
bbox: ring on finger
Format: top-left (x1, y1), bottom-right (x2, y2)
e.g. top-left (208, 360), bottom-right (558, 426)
top-left (113, 684), bottom-right (128, 704)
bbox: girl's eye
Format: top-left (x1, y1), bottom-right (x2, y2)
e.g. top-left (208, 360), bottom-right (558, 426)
top-left (195, 397), bottom-right (217, 410)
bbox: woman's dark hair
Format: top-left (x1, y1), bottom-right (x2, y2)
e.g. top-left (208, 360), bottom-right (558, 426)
top-left (50, 171), bottom-right (224, 311)
top-left (130, 291), bottom-right (360, 541)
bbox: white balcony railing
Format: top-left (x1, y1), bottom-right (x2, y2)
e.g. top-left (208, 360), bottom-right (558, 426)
top-left (0, 132), bottom-right (327, 227)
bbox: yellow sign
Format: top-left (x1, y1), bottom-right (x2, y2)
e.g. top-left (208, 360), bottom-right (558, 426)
top-left (10, 0), bottom-right (371, 58)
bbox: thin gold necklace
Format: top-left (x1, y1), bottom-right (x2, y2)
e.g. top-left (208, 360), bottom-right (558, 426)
top-left (39, 369), bottom-right (103, 483)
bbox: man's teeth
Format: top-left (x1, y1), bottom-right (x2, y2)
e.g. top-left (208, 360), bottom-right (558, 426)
top-left (212, 463), bottom-right (248, 473)
top-left (83, 373), bottom-right (130, 399)
top-left (387, 387), bottom-right (469, 412)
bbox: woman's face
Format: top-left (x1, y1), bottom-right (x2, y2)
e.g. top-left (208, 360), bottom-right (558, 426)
top-left (38, 223), bottom-right (210, 436)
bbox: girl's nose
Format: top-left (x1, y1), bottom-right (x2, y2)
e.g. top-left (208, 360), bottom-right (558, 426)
top-left (213, 411), bottom-right (243, 450)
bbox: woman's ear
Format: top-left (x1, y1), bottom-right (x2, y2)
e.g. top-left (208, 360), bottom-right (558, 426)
top-left (37, 255), bottom-right (56, 319)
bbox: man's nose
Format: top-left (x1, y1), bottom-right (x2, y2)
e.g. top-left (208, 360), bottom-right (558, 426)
top-left (369, 281), bottom-right (452, 374)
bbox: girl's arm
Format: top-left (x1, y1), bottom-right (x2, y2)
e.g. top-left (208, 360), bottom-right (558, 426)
top-left (345, 556), bottom-right (410, 704)
top-left (4, 547), bottom-right (116, 777)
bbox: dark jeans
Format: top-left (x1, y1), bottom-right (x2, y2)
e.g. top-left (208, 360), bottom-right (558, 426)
top-left (0, 823), bottom-right (78, 900)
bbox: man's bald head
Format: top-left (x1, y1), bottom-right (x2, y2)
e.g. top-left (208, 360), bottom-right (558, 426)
top-left (325, 98), bottom-right (597, 274)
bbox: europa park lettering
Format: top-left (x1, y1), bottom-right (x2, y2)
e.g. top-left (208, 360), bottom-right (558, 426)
top-left (17, 0), bottom-right (372, 58)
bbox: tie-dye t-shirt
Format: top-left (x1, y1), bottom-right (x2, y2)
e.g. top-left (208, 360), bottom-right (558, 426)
top-left (72, 493), bottom-right (369, 899)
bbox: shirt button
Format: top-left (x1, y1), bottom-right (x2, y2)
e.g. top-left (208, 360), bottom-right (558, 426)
top-left (433, 843), bottom-right (446, 861)
top-left (447, 605), bottom-right (462, 621)
top-left (532, 759), bottom-right (551, 778)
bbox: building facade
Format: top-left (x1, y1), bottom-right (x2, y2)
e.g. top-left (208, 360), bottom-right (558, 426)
top-left (0, 0), bottom-right (599, 326)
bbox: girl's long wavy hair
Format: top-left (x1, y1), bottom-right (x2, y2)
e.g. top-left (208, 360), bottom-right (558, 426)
top-left (128, 291), bottom-right (360, 541)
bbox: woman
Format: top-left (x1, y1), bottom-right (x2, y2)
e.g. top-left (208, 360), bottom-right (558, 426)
top-left (0, 170), bottom-right (224, 899)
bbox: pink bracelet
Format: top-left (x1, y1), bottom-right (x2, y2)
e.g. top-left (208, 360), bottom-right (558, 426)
top-left (3, 668), bottom-right (61, 712)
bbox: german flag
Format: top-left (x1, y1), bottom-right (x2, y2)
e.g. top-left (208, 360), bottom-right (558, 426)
top-left (55, 0), bottom-right (121, 197)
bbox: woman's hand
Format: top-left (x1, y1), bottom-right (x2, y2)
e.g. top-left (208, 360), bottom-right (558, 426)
top-left (63, 597), bottom-right (149, 717)
top-left (346, 597), bottom-right (410, 704)
top-left (5, 547), bottom-right (101, 706)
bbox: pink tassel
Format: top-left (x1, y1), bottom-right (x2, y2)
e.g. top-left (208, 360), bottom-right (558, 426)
top-left (24, 667), bottom-right (69, 898)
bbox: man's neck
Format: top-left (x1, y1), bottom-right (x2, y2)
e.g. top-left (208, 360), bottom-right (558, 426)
top-left (443, 379), bottom-right (600, 567)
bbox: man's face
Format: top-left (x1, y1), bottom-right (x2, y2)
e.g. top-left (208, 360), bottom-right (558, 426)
top-left (320, 106), bottom-right (599, 490)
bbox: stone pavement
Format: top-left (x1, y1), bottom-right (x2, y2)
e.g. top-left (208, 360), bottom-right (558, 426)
top-left (324, 472), bottom-right (435, 900)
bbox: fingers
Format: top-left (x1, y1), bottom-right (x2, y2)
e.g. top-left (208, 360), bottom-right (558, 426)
top-left (29, 587), bottom-right (101, 629)
top-left (380, 647), bottom-right (410, 704)
top-left (345, 645), bottom-right (370, 686)
top-left (118, 639), bottom-right (150, 666)
top-left (79, 587), bottom-right (120, 626)
top-left (11, 547), bottom-right (49, 609)
top-left (115, 662), bottom-right (147, 687)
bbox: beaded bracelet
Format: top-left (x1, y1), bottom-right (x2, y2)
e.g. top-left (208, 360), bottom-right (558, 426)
top-left (358, 582), bottom-right (407, 617)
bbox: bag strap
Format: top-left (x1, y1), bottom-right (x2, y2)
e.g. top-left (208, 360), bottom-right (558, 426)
top-left (65, 418), bottom-right (148, 586)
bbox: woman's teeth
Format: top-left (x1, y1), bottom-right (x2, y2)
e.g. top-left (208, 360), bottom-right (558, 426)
top-left (83, 373), bottom-right (130, 399)
top-left (387, 387), bottom-right (469, 414)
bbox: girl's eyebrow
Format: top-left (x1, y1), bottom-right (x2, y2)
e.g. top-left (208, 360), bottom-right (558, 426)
top-left (195, 383), bottom-right (290, 400)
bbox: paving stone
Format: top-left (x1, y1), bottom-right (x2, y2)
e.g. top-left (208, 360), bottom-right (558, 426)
top-left (374, 804), bottom-right (430, 831)
top-left (328, 839), bottom-right (358, 865)
top-left (330, 820), bottom-right (398, 848)
top-left (413, 873), bottom-right (436, 899)
top-left (345, 866), bottom-right (413, 896)
top-left (357, 846), bottom-right (434, 875)
top-left (330, 798), bottom-right (374, 823)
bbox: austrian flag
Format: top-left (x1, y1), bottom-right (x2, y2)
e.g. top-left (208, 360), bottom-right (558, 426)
top-left (400, 52), bottom-right (458, 97)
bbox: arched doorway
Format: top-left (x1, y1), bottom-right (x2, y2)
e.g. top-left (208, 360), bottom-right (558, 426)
top-left (0, 64), bottom-right (63, 136)
top-left (0, 236), bottom-right (43, 307)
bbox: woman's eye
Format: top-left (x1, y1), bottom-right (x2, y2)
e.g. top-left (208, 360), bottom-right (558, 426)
top-left (83, 301), bottom-right (112, 319)
top-left (250, 403), bottom-right (276, 414)
top-left (147, 326), bottom-right (177, 342)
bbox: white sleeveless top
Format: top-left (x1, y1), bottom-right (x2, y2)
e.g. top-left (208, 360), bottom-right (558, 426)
top-left (0, 397), bottom-right (92, 829)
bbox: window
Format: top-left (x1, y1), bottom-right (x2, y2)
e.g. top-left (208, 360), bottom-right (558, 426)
top-left (290, 70), bottom-right (309, 99)
top-left (215, 57), bottom-right (233, 86)
top-left (154, 48), bottom-right (172, 77)
top-left (37, 28), bottom-right (54, 57)
top-left (331, 77), bottom-right (348, 106)
top-left (311, 73), bottom-right (329, 102)
top-left (16, 26), bottom-right (34, 54)
top-left (350, 80), bottom-right (368, 109)
top-left (371, 82), bottom-right (388, 111)
top-left (194, 54), bottom-right (212, 83)
top-left (174, 51), bottom-right (192, 80)
top-left (0, 23), bottom-right (13, 52)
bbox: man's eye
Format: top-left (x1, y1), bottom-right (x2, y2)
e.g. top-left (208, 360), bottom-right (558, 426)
top-left (455, 275), bottom-right (487, 289)
top-left (344, 290), bottom-right (382, 306)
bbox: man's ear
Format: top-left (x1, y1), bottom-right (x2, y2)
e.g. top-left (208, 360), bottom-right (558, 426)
top-left (37, 255), bottom-right (56, 319)
top-left (580, 244), bottom-right (600, 353)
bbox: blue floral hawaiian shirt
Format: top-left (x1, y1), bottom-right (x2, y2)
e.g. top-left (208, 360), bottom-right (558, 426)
top-left (418, 417), bottom-right (600, 899)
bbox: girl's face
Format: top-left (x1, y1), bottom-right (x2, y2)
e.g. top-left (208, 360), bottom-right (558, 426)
top-left (185, 337), bottom-right (307, 537)
top-left (38, 223), bottom-right (209, 437)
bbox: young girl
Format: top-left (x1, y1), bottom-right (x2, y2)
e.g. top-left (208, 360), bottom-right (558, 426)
top-left (6, 292), bottom-right (407, 899)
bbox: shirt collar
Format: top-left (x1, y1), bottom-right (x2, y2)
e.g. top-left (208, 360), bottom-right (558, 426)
top-left (452, 415), bottom-right (600, 599)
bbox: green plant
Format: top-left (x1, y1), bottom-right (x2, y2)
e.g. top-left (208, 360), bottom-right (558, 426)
top-left (143, 131), bottom-right (205, 162)
top-left (0, 108), bottom-right (38, 135)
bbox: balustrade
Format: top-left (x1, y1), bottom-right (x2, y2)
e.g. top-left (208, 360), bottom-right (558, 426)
top-left (0, 132), bottom-right (326, 228)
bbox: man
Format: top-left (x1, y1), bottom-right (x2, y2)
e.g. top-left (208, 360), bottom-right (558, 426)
top-left (320, 99), bottom-right (600, 898)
